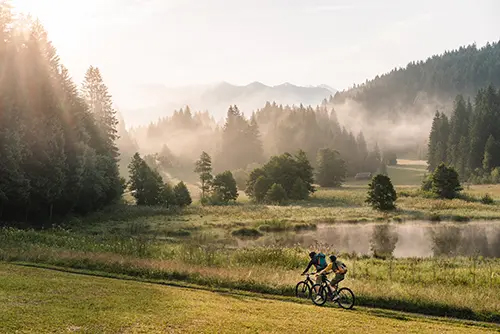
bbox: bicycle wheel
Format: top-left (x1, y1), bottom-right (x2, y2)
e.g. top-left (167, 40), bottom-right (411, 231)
top-left (311, 284), bottom-right (327, 306)
top-left (295, 281), bottom-right (311, 299)
top-left (336, 287), bottom-right (355, 309)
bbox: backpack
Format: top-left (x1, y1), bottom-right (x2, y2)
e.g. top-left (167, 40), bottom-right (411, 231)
top-left (335, 261), bottom-right (348, 274)
top-left (314, 253), bottom-right (327, 270)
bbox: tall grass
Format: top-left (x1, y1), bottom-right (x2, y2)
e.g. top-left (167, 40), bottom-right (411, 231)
top-left (1, 227), bottom-right (499, 322)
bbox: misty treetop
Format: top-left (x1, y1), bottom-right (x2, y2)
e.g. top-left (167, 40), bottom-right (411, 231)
top-left (427, 85), bottom-right (500, 184)
top-left (214, 105), bottom-right (264, 171)
top-left (253, 102), bottom-right (383, 177)
top-left (0, 7), bottom-right (122, 223)
top-left (137, 97), bottom-right (386, 180)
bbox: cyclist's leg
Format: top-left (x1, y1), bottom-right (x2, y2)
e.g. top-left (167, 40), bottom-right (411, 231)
top-left (324, 275), bottom-right (334, 295)
top-left (331, 274), bottom-right (345, 292)
top-left (314, 274), bottom-right (322, 292)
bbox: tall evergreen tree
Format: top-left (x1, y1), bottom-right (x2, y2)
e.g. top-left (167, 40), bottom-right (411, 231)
top-left (82, 66), bottom-right (119, 158)
top-left (194, 151), bottom-right (213, 199)
top-left (315, 148), bottom-right (346, 187)
top-left (447, 95), bottom-right (469, 169)
top-left (0, 14), bottom-right (124, 222)
top-left (483, 135), bottom-right (500, 172)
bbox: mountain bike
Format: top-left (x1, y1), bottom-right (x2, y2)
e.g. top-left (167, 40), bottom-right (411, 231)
top-left (310, 276), bottom-right (355, 309)
top-left (295, 273), bottom-right (317, 299)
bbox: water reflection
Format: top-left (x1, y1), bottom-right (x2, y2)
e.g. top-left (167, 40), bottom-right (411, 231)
top-left (370, 224), bottom-right (398, 259)
top-left (241, 221), bottom-right (500, 258)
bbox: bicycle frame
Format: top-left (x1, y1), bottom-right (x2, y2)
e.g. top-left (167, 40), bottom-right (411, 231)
top-left (302, 273), bottom-right (316, 287)
top-left (321, 277), bottom-right (340, 296)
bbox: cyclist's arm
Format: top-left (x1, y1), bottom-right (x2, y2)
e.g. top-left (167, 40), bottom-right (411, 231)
top-left (301, 260), bottom-right (314, 274)
top-left (317, 263), bottom-right (333, 275)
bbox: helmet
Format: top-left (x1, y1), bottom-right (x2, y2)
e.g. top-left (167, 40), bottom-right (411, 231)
top-left (309, 251), bottom-right (316, 258)
top-left (329, 255), bottom-right (337, 262)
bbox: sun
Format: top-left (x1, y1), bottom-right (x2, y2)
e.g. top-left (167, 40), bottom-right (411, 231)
top-left (10, 0), bottom-right (96, 47)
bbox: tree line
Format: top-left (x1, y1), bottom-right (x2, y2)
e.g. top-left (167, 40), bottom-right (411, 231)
top-left (140, 101), bottom-right (392, 181)
top-left (427, 85), bottom-right (500, 183)
top-left (0, 7), bottom-right (122, 223)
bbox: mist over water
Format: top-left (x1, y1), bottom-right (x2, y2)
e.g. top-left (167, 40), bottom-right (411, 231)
top-left (241, 221), bottom-right (500, 258)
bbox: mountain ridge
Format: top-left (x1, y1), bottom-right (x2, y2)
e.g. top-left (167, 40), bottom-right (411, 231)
top-left (118, 81), bottom-right (336, 126)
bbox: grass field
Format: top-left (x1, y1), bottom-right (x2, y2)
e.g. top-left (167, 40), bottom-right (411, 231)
top-left (1, 226), bottom-right (499, 323)
top-left (1, 263), bottom-right (497, 333)
top-left (2, 161), bottom-right (500, 328)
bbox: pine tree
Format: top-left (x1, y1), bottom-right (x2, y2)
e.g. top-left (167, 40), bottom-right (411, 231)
top-left (483, 135), bottom-right (500, 172)
top-left (128, 153), bottom-right (166, 205)
top-left (194, 151), bottom-right (213, 199)
top-left (366, 174), bottom-right (397, 211)
top-left (427, 111), bottom-right (450, 171)
top-left (212, 171), bottom-right (238, 203)
top-left (427, 111), bottom-right (442, 171)
top-left (0, 13), bottom-right (125, 222)
top-left (469, 89), bottom-right (491, 171)
top-left (447, 95), bottom-right (469, 169)
top-left (217, 105), bottom-right (264, 170)
top-left (315, 148), bottom-right (346, 187)
top-left (431, 163), bottom-right (463, 199)
top-left (173, 181), bottom-right (192, 207)
top-left (81, 66), bottom-right (119, 158)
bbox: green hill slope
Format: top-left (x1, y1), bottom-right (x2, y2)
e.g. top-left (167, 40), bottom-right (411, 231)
top-left (333, 41), bottom-right (500, 119)
top-left (0, 263), bottom-right (496, 333)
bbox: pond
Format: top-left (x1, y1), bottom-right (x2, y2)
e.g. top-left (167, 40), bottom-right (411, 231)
top-left (237, 221), bottom-right (500, 258)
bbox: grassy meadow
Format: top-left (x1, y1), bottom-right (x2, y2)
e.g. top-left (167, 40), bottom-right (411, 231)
top-left (2, 162), bottom-right (500, 328)
top-left (1, 263), bottom-right (498, 333)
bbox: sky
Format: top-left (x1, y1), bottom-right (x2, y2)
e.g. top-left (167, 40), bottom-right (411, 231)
top-left (11, 0), bottom-right (500, 98)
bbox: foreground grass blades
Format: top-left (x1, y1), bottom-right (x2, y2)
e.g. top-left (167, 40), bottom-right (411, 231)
top-left (0, 263), bottom-right (498, 333)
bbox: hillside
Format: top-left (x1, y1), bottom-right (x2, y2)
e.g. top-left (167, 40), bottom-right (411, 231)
top-left (120, 81), bottom-right (335, 126)
top-left (321, 41), bottom-right (500, 153)
top-left (1, 264), bottom-right (496, 333)
top-left (332, 41), bottom-right (500, 119)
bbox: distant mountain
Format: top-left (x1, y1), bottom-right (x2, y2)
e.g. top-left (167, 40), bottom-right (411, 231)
top-left (118, 82), bottom-right (336, 126)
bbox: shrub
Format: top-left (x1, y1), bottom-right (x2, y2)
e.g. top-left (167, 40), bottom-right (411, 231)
top-left (231, 228), bottom-right (263, 238)
top-left (366, 174), bottom-right (397, 211)
top-left (266, 183), bottom-right (287, 204)
top-left (480, 194), bottom-right (494, 205)
top-left (428, 214), bottom-right (441, 222)
top-left (431, 163), bottom-right (462, 199)
top-left (257, 220), bottom-right (289, 232)
top-left (293, 222), bottom-right (317, 231)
